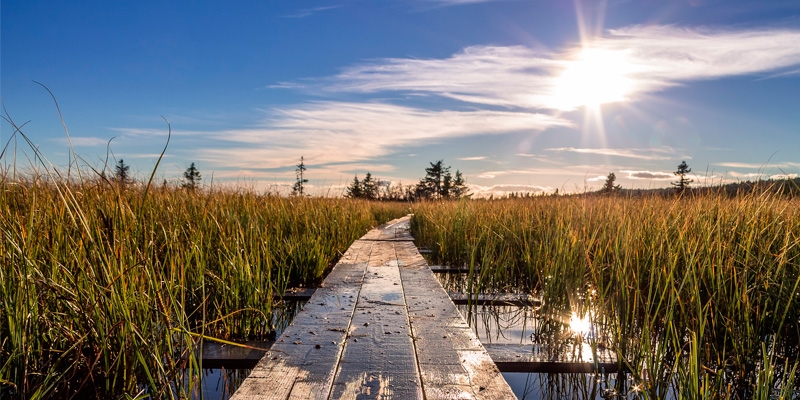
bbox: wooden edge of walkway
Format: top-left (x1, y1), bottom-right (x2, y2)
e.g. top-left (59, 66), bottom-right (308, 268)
top-left (231, 215), bottom-right (516, 399)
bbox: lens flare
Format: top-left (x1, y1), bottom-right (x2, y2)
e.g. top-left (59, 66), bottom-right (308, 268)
top-left (569, 312), bottom-right (592, 337)
top-left (552, 47), bottom-right (635, 111)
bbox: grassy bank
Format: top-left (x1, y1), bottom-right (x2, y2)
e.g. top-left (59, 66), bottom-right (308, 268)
top-left (411, 193), bottom-right (800, 398)
top-left (0, 174), bottom-right (409, 399)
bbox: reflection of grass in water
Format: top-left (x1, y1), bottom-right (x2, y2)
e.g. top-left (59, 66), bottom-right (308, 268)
top-left (414, 193), bottom-right (800, 398)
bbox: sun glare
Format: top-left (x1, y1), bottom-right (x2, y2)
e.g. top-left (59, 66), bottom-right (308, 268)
top-left (569, 312), bottom-right (592, 337)
top-left (552, 47), bottom-right (635, 110)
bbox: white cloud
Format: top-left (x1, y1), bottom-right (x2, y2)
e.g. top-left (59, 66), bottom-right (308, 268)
top-left (620, 170), bottom-right (675, 180)
top-left (470, 183), bottom-right (554, 197)
top-left (318, 26), bottom-right (800, 111)
top-left (458, 156), bottom-right (487, 161)
top-left (56, 136), bottom-right (110, 147)
top-left (423, 0), bottom-right (504, 4)
top-left (477, 174), bottom-right (495, 179)
top-left (587, 175), bottom-right (608, 182)
top-left (715, 161), bottom-right (800, 169)
top-left (281, 5), bottom-right (342, 18)
top-left (545, 147), bottom-right (674, 160)
top-left (196, 102), bottom-right (571, 169)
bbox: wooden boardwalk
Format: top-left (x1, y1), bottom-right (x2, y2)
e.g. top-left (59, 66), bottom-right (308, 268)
top-left (231, 215), bottom-right (515, 399)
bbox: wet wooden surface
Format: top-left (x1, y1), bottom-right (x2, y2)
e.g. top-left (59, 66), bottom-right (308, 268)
top-left (204, 342), bottom-right (621, 373)
top-left (483, 343), bottom-right (621, 373)
top-left (231, 215), bottom-right (516, 399)
top-left (272, 287), bottom-right (542, 307)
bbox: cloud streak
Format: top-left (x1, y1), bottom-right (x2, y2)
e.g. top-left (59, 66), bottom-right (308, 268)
top-left (281, 6), bottom-right (342, 18)
top-left (620, 170), bottom-right (675, 180)
top-left (196, 102), bottom-right (572, 169)
top-left (319, 26), bottom-right (800, 111)
top-left (545, 147), bottom-right (674, 160)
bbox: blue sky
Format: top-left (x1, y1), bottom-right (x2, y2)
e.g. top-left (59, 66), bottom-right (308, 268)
top-left (2, 0), bottom-right (799, 196)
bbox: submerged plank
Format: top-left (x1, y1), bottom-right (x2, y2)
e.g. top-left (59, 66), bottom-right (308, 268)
top-left (483, 343), bottom-right (622, 373)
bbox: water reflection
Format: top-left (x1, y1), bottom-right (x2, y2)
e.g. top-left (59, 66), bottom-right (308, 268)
top-left (191, 368), bottom-right (250, 400)
top-left (175, 299), bottom-right (304, 399)
top-left (503, 372), bottom-right (648, 400)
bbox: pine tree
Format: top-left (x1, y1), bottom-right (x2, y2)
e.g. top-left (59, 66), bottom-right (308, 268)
top-left (416, 160), bottom-right (448, 199)
top-left (292, 156), bottom-right (308, 196)
top-left (114, 159), bottom-right (131, 187)
top-left (182, 163), bottom-right (201, 190)
top-left (345, 175), bottom-right (363, 198)
top-left (600, 172), bottom-right (621, 194)
top-left (672, 161), bottom-right (693, 193)
top-left (451, 170), bottom-right (469, 198)
top-left (361, 172), bottom-right (379, 200)
top-left (415, 161), bottom-right (469, 199)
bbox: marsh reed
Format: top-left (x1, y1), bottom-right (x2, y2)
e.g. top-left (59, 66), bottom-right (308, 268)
top-left (411, 192), bottom-right (800, 398)
top-left (0, 172), bottom-right (408, 399)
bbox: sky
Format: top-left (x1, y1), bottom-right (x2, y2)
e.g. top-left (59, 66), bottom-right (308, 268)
top-left (2, 0), bottom-right (800, 196)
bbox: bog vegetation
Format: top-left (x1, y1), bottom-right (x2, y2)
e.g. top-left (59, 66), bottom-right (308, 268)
top-left (2, 111), bottom-right (799, 398)
top-left (411, 191), bottom-right (800, 398)
top-left (0, 171), bottom-right (409, 398)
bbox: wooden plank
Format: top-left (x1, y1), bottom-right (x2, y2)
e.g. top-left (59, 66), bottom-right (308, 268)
top-left (273, 287), bottom-right (542, 307)
top-left (231, 241), bottom-right (373, 400)
top-left (358, 217), bottom-right (414, 242)
top-left (202, 342), bottom-right (622, 373)
top-left (395, 240), bottom-right (517, 399)
top-left (429, 265), bottom-right (475, 273)
top-left (233, 215), bottom-right (521, 399)
top-left (448, 292), bottom-right (542, 307)
top-left (331, 239), bottom-right (423, 399)
top-left (200, 340), bottom-right (272, 369)
top-left (483, 343), bottom-right (622, 373)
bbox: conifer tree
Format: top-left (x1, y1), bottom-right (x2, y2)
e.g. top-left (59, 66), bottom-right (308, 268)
top-left (600, 172), bottom-right (621, 194)
top-left (672, 161), bottom-right (693, 193)
top-left (292, 156), bottom-right (308, 196)
top-left (114, 159), bottom-right (131, 187)
top-left (182, 163), bottom-right (201, 190)
top-left (345, 175), bottom-right (363, 198)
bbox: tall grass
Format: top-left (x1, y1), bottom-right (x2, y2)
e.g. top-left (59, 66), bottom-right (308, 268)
top-left (0, 171), bottom-right (409, 398)
top-left (411, 193), bottom-right (800, 398)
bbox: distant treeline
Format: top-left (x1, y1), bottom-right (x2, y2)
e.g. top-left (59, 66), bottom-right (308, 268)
top-left (600, 177), bottom-right (800, 198)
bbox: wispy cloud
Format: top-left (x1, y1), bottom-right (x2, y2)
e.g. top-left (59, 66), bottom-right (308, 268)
top-left (545, 147), bottom-right (674, 160)
top-left (620, 170), bottom-right (675, 180)
top-left (422, 0), bottom-right (505, 4)
top-left (715, 161), bottom-right (800, 169)
top-left (194, 102), bottom-right (571, 169)
top-left (587, 174), bottom-right (608, 182)
top-left (458, 156), bottom-right (487, 161)
top-left (55, 136), bottom-right (110, 147)
top-left (282, 5), bottom-right (342, 19)
top-left (470, 183), bottom-right (554, 197)
top-left (317, 26), bottom-right (800, 111)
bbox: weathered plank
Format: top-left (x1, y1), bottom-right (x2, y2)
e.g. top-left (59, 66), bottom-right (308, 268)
top-left (272, 287), bottom-right (541, 307)
top-left (331, 239), bottom-right (423, 399)
top-left (395, 240), bottom-right (517, 399)
top-left (232, 216), bottom-right (516, 399)
top-left (358, 218), bottom-right (414, 242)
top-left (203, 342), bottom-right (621, 373)
top-left (483, 343), bottom-right (621, 373)
top-left (231, 240), bottom-right (374, 400)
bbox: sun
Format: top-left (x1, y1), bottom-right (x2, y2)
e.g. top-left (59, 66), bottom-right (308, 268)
top-left (552, 47), bottom-right (635, 111)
